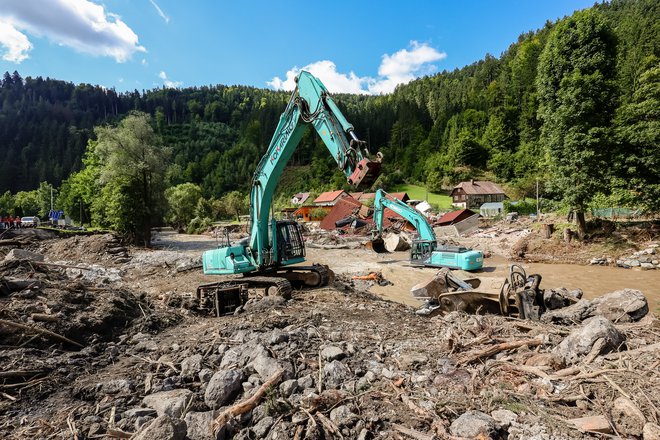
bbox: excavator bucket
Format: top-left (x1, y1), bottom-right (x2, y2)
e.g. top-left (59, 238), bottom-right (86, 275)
top-left (349, 158), bottom-right (382, 190)
top-left (369, 237), bottom-right (389, 253)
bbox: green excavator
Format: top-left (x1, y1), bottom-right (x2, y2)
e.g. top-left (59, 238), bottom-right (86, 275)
top-left (370, 189), bottom-right (483, 271)
top-left (197, 71), bottom-right (382, 314)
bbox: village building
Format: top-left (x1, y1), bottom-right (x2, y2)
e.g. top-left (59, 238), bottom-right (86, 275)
top-left (313, 190), bottom-right (349, 206)
top-left (290, 192), bottom-right (310, 205)
top-left (435, 209), bottom-right (477, 226)
top-left (450, 180), bottom-right (506, 210)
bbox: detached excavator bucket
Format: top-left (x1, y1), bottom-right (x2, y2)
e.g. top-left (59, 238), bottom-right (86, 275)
top-left (369, 237), bottom-right (389, 253)
top-left (349, 158), bottom-right (382, 190)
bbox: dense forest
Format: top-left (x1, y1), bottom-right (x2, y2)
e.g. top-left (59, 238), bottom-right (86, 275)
top-left (0, 0), bottom-right (657, 233)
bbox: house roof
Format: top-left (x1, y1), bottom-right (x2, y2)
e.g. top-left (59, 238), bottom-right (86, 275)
top-left (292, 192), bottom-right (310, 203)
top-left (314, 190), bottom-right (348, 204)
top-left (451, 181), bottom-right (505, 196)
top-left (436, 209), bottom-right (476, 225)
top-left (388, 192), bottom-right (410, 202)
top-left (319, 196), bottom-right (363, 230)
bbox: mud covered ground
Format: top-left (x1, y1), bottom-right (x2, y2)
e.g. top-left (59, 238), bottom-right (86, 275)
top-left (0, 230), bottom-right (659, 439)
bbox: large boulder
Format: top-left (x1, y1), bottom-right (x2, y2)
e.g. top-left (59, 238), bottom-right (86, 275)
top-left (591, 289), bottom-right (648, 323)
top-left (553, 316), bottom-right (625, 365)
top-left (449, 411), bottom-right (497, 438)
top-left (142, 388), bottom-right (193, 418)
top-left (204, 370), bottom-right (243, 409)
top-left (132, 415), bottom-right (186, 440)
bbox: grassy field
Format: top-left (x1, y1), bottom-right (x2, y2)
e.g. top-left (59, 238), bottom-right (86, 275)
top-left (391, 184), bottom-right (453, 209)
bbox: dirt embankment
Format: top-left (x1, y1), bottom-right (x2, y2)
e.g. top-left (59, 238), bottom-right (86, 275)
top-left (0, 231), bottom-right (659, 440)
top-left (460, 217), bottom-right (660, 265)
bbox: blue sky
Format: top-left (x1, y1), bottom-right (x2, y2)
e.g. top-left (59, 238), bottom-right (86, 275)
top-left (0, 0), bottom-right (596, 94)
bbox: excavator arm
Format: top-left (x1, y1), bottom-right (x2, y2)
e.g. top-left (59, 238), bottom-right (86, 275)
top-left (203, 71), bottom-right (381, 275)
top-left (249, 71), bottom-right (380, 266)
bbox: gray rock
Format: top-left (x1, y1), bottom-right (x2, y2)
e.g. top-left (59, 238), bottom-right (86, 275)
top-left (641, 262), bottom-right (655, 270)
top-left (612, 397), bottom-right (645, 437)
top-left (491, 409), bottom-right (517, 426)
top-left (142, 388), bottom-right (193, 418)
top-left (134, 416), bottom-right (153, 431)
top-left (450, 411), bottom-right (496, 438)
top-left (644, 422), bottom-right (660, 440)
top-left (218, 348), bottom-right (240, 369)
top-left (198, 368), bottom-right (213, 383)
top-left (321, 346), bottom-right (346, 361)
top-left (181, 354), bottom-right (203, 378)
top-left (123, 408), bottom-right (157, 418)
top-left (249, 353), bottom-right (287, 380)
top-left (251, 416), bottom-right (274, 438)
top-left (541, 299), bottom-right (595, 324)
top-left (99, 379), bottom-right (133, 394)
top-left (204, 370), bottom-right (243, 409)
top-left (592, 289), bottom-right (648, 323)
top-left (553, 316), bottom-right (625, 365)
top-left (329, 405), bottom-right (358, 428)
top-left (4, 249), bottom-right (44, 262)
top-left (132, 415), bottom-right (186, 440)
top-left (184, 410), bottom-right (218, 440)
top-left (279, 379), bottom-right (298, 397)
top-left (298, 374), bottom-right (314, 389)
top-left (268, 329), bottom-right (289, 345)
top-left (630, 259), bottom-right (641, 267)
top-left (323, 360), bottom-right (351, 389)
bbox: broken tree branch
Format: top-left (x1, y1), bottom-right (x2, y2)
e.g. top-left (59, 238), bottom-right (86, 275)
top-left (0, 318), bottom-right (83, 348)
top-left (458, 338), bottom-right (544, 364)
top-left (212, 368), bottom-right (284, 435)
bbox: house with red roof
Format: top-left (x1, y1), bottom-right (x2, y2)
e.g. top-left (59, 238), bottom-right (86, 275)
top-left (313, 190), bottom-right (349, 206)
top-left (435, 209), bottom-right (477, 226)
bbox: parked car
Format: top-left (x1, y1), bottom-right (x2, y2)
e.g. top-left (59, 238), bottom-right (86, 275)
top-left (21, 216), bottom-right (40, 227)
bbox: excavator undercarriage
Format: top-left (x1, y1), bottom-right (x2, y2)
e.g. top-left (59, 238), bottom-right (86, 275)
top-left (196, 264), bottom-right (333, 316)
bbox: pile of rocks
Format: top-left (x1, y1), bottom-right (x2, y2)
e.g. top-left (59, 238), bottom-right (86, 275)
top-left (614, 243), bottom-right (659, 270)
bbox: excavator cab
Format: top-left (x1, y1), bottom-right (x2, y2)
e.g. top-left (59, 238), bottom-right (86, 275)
top-left (273, 220), bottom-right (305, 262)
top-left (410, 239), bottom-right (437, 264)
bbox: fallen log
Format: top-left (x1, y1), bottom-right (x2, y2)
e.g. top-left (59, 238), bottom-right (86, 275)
top-left (458, 338), bottom-right (544, 365)
top-left (0, 318), bottom-right (83, 348)
top-left (384, 233), bottom-right (410, 252)
top-left (213, 368), bottom-right (284, 435)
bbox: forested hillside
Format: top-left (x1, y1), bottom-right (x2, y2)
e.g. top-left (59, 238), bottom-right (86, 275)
top-left (0, 0), bottom-right (657, 212)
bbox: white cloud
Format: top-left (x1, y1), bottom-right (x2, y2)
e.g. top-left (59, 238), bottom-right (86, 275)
top-left (158, 70), bottom-right (181, 88)
top-left (148, 0), bottom-right (169, 24)
top-left (0, 18), bottom-right (32, 63)
top-left (0, 0), bottom-right (146, 63)
top-left (268, 41), bottom-right (446, 95)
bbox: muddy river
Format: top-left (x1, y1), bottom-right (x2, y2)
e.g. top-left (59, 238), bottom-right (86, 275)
top-left (153, 231), bottom-right (660, 314)
top-left (305, 248), bottom-right (660, 313)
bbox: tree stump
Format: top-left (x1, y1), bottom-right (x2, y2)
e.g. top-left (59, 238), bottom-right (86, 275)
top-left (564, 228), bottom-right (573, 243)
top-left (384, 233), bottom-right (410, 252)
top-left (542, 224), bottom-right (554, 239)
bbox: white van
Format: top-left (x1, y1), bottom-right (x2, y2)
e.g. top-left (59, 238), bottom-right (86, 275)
top-left (21, 216), bottom-right (40, 227)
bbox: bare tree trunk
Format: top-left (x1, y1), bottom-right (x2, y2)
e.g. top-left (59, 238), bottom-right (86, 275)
top-left (542, 224), bottom-right (554, 239)
top-left (575, 211), bottom-right (587, 240)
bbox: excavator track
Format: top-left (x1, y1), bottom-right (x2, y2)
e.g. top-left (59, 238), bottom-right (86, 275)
top-left (274, 264), bottom-right (333, 288)
top-left (240, 275), bottom-right (294, 299)
top-left (196, 277), bottom-right (292, 316)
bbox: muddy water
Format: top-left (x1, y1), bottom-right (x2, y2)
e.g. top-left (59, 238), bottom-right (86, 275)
top-left (305, 248), bottom-right (660, 313)
top-left (155, 232), bottom-right (660, 314)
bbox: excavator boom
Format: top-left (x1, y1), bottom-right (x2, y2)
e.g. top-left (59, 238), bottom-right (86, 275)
top-left (203, 71), bottom-right (381, 277)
